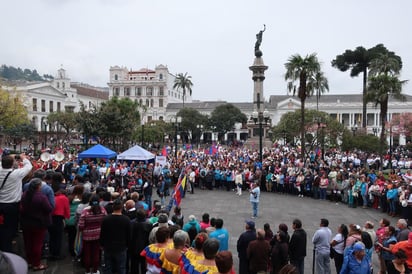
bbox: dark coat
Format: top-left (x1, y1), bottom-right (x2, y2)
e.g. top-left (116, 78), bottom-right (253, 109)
top-left (289, 228), bottom-right (307, 261)
top-left (247, 238), bottom-right (271, 273)
top-left (271, 242), bottom-right (289, 274)
top-left (237, 229), bottom-right (257, 259)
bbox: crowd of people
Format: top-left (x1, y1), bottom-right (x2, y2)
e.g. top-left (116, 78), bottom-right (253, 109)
top-left (0, 142), bottom-right (412, 273)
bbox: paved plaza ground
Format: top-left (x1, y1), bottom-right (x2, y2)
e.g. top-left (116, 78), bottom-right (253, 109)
top-left (23, 188), bottom-right (398, 274)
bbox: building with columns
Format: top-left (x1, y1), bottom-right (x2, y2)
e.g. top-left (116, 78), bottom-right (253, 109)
top-left (1, 68), bottom-right (108, 132)
top-left (165, 93), bottom-right (412, 145)
top-left (107, 65), bottom-right (192, 123)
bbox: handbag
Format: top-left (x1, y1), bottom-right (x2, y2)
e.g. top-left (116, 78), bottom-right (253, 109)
top-left (330, 239), bottom-right (344, 259)
top-left (330, 246), bottom-right (337, 259)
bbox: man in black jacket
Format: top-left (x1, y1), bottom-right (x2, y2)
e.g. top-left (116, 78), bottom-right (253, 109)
top-left (130, 209), bottom-right (152, 274)
top-left (100, 199), bottom-right (131, 274)
top-left (289, 219), bottom-right (307, 274)
top-left (237, 220), bottom-right (257, 274)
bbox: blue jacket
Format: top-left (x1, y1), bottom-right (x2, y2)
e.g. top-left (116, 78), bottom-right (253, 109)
top-left (340, 252), bottom-right (371, 274)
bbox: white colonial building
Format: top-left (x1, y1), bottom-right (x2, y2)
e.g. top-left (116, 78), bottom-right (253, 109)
top-left (165, 93), bottom-right (412, 145)
top-left (1, 68), bottom-right (108, 132)
top-left (108, 65), bottom-right (192, 123)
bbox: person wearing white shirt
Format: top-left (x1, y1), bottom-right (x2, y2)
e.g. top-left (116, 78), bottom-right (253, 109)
top-left (0, 153), bottom-right (33, 252)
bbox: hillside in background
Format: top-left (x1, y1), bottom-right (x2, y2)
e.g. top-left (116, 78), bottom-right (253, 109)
top-left (0, 65), bottom-right (54, 82)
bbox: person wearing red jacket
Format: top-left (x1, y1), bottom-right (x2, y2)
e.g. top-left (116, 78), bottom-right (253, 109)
top-left (48, 179), bottom-right (70, 260)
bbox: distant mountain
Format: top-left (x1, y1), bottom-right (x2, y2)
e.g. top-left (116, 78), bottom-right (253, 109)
top-left (0, 65), bottom-right (54, 82)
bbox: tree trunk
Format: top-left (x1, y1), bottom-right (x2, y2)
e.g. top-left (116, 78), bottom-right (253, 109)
top-left (380, 98), bottom-right (388, 153)
top-left (300, 97), bottom-right (305, 160)
top-left (362, 69), bottom-right (368, 128)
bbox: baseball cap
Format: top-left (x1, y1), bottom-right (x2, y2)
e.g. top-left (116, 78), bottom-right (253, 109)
top-left (353, 242), bottom-right (365, 252)
top-left (245, 220), bottom-right (255, 229)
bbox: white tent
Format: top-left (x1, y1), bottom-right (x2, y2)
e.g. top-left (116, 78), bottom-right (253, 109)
top-left (117, 145), bottom-right (155, 161)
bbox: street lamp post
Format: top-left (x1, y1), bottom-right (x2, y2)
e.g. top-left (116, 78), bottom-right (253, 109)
top-left (43, 121), bottom-right (48, 149)
top-left (251, 107), bottom-right (270, 163)
top-left (196, 124), bottom-right (203, 148)
top-left (172, 116), bottom-right (182, 158)
top-left (314, 117), bottom-right (326, 161)
top-left (389, 125), bottom-right (392, 169)
top-left (141, 124), bottom-right (145, 148)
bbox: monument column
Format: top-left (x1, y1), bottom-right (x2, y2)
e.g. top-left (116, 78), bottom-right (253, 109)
top-left (249, 25), bottom-right (270, 162)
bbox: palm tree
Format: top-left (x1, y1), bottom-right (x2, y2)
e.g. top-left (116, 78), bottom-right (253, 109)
top-left (285, 53), bottom-right (327, 159)
top-left (332, 44), bottom-right (401, 129)
top-left (308, 71), bottom-right (329, 111)
top-left (366, 53), bottom-right (406, 148)
top-left (173, 72), bottom-right (193, 108)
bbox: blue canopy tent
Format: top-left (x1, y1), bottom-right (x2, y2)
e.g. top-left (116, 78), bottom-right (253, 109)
top-left (77, 144), bottom-right (117, 160)
top-left (117, 145), bottom-right (155, 161)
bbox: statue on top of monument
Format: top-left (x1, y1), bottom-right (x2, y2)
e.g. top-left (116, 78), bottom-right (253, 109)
top-left (254, 24), bottom-right (266, 56)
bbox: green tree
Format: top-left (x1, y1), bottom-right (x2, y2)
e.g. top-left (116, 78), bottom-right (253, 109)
top-left (176, 108), bottom-right (208, 144)
top-left (308, 71), bottom-right (329, 111)
top-left (341, 131), bottom-right (382, 154)
top-left (75, 103), bottom-right (100, 149)
top-left (366, 52), bottom-right (407, 148)
top-left (173, 72), bottom-right (193, 108)
top-left (331, 44), bottom-right (401, 128)
top-left (97, 97), bottom-right (141, 150)
top-left (0, 87), bottom-right (29, 128)
top-left (285, 53), bottom-right (328, 159)
top-left (3, 123), bottom-right (36, 152)
top-left (272, 110), bottom-right (344, 155)
top-left (209, 103), bottom-right (247, 139)
top-left (47, 111), bottom-right (77, 141)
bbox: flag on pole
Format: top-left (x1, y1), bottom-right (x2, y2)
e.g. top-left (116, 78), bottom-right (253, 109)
top-left (173, 175), bottom-right (186, 207)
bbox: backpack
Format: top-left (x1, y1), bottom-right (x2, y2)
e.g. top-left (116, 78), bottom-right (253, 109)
top-left (361, 231), bottom-right (373, 249)
top-left (187, 223), bottom-right (198, 243)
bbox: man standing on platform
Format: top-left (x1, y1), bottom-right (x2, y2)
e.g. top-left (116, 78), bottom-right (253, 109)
top-left (249, 182), bottom-right (260, 219)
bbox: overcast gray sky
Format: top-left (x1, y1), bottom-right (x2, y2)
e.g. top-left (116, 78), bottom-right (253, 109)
top-left (1, 0), bottom-right (411, 102)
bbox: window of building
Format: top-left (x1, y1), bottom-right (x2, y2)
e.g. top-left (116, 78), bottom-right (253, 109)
top-left (114, 87), bottom-right (120, 96)
top-left (32, 98), bottom-right (37, 112)
top-left (114, 74), bottom-right (118, 80)
top-left (159, 86), bottom-right (164, 96)
top-left (147, 116), bottom-right (153, 122)
top-left (168, 90), bottom-right (170, 96)
top-left (124, 87), bottom-right (130, 96)
top-left (147, 87), bottom-right (153, 96)
top-left (41, 100), bottom-right (46, 112)
top-left (57, 82), bottom-right (60, 89)
top-left (62, 82), bottom-right (65, 89)
top-left (159, 99), bottom-right (164, 107)
top-left (159, 116), bottom-right (163, 121)
top-left (49, 101), bottom-right (53, 113)
top-left (159, 74), bottom-right (163, 80)
top-left (135, 87), bottom-right (142, 96)
top-left (150, 99), bottom-right (154, 107)
top-left (146, 99), bottom-right (149, 106)
top-left (57, 102), bottom-right (61, 112)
